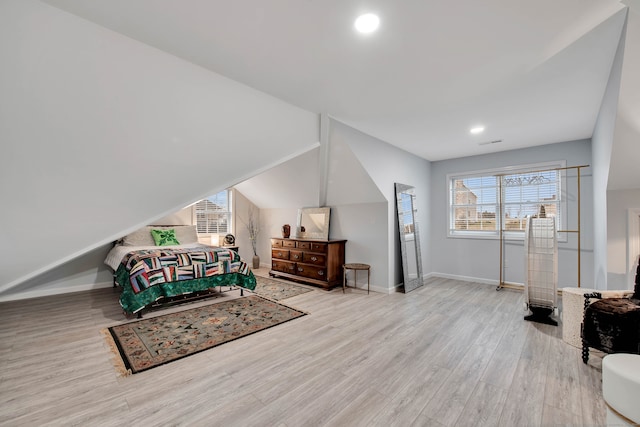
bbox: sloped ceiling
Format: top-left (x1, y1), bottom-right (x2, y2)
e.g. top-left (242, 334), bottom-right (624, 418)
top-left (235, 129), bottom-right (386, 210)
top-left (42, 0), bottom-right (638, 186)
top-left (0, 0), bottom-right (320, 292)
top-left (234, 148), bottom-right (321, 209)
top-left (325, 127), bottom-right (386, 206)
top-left (609, 7), bottom-right (640, 190)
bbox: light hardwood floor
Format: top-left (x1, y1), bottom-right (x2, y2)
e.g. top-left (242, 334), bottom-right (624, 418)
top-left (0, 271), bottom-right (607, 426)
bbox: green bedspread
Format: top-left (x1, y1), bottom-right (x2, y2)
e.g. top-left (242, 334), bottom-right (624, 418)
top-left (115, 247), bottom-right (256, 314)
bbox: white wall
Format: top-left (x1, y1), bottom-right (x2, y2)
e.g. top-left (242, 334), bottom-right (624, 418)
top-left (0, 0), bottom-right (318, 294)
top-left (154, 206), bottom-right (194, 226)
top-left (329, 202), bottom-right (388, 292)
top-left (235, 119), bottom-right (394, 291)
top-left (0, 246), bottom-right (114, 301)
top-left (325, 122), bottom-right (389, 290)
top-left (607, 189), bottom-right (640, 290)
top-left (608, 9), bottom-right (640, 191)
top-left (256, 207), bottom-right (301, 266)
top-left (233, 118), bottom-right (431, 293)
top-left (249, 202), bottom-right (389, 293)
top-left (0, 202), bottom-right (201, 301)
top-left (430, 140), bottom-right (594, 288)
top-left (234, 148), bottom-right (320, 210)
top-left (331, 120), bottom-right (431, 290)
top-left (233, 148), bottom-right (320, 266)
top-left (233, 190), bottom-right (261, 263)
top-left (592, 16), bottom-right (627, 289)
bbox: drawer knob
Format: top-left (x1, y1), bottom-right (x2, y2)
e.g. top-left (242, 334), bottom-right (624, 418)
top-left (318, 270), bottom-right (324, 276)
top-left (294, 255), bottom-right (299, 259)
top-left (298, 267), bottom-right (303, 272)
top-left (311, 256), bottom-right (317, 261)
top-left (277, 252), bottom-right (282, 256)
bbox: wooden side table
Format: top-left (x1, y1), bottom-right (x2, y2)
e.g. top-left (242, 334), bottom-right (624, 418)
top-left (343, 263), bottom-right (371, 294)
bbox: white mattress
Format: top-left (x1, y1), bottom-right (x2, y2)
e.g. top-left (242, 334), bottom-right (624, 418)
top-left (104, 243), bottom-right (208, 271)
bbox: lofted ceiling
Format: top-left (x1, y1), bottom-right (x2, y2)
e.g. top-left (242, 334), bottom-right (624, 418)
top-left (43, 0), bottom-right (637, 173)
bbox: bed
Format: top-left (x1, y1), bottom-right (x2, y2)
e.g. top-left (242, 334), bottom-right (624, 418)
top-left (104, 225), bottom-right (256, 315)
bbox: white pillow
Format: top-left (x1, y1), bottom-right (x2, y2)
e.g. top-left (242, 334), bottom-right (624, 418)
top-left (122, 225), bottom-right (199, 246)
top-left (171, 225), bottom-right (199, 244)
top-left (122, 227), bottom-right (155, 246)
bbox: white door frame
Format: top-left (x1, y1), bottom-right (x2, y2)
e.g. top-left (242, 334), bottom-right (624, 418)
top-left (628, 208), bottom-right (640, 288)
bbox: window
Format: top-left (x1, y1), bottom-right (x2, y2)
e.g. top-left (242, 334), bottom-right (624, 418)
top-left (195, 190), bottom-right (232, 235)
top-left (448, 162), bottom-right (565, 239)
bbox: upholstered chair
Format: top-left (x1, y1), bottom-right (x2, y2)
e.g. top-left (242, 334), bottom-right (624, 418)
top-left (581, 262), bottom-right (640, 363)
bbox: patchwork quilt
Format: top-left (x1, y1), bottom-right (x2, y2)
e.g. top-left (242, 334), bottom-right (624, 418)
top-left (115, 247), bottom-right (256, 314)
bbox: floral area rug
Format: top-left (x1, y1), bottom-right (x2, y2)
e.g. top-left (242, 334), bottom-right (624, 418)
top-left (103, 295), bottom-right (306, 375)
top-left (252, 275), bottom-right (313, 301)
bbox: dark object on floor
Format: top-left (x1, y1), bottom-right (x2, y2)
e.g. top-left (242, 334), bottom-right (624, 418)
top-left (581, 261), bottom-right (640, 363)
top-left (525, 306), bottom-right (558, 326)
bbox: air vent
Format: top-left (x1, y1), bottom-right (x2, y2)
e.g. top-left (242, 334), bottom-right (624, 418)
top-left (478, 139), bottom-right (502, 146)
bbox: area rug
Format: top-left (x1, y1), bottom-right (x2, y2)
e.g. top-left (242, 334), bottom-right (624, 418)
top-left (103, 295), bottom-right (306, 375)
top-left (252, 275), bottom-right (313, 301)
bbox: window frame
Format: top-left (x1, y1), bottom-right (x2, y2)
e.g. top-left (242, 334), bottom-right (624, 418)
top-left (446, 161), bottom-right (567, 241)
top-left (193, 189), bottom-right (233, 237)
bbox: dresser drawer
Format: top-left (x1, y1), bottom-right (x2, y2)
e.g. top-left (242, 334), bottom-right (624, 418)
top-left (289, 250), bottom-right (303, 262)
top-left (297, 241), bottom-right (311, 250)
top-left (272, 260), bottom-right (296, 274)
top-left (296, 263), bottom-right (327, 281)
top-left (303, 252), bottom-right (326, 266)
top-left (271, 248), bottom-right (290, 260)
top-left (270, 237), bottom-right (346, 289)
top-left (310, 242), bottom-right (327, 253)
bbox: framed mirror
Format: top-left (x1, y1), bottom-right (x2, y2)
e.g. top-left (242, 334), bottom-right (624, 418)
top-left (395, 183), bottom-right (424, 292)
top-left (295, 207), bottom-right (331, 240)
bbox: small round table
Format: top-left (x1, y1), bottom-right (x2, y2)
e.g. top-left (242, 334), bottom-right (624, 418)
top-left (343, 263), bottom-right (371, 294)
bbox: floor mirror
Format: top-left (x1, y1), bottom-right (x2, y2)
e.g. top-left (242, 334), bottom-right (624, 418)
top-left (395, 183), bottom-right (424, 292)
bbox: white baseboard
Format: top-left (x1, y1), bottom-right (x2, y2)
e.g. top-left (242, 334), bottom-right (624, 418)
top-left (391, 273), bottom-right (497, 294)
top-left (390, 283), bottom-right (403, 294)
top-left (375, 284), bottom-right (398, 294)
top-left (0, 281), bottom-right (114, 302)
top-left (428, 272), bottom-right (524, 289)
top-left (343, 283), bottom-right (396, 294)
top-left (428, 272), bottom-right (497, 285)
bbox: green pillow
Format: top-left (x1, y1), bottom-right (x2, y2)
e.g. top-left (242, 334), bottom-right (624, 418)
top-left (150, 228), bottom-right (181, 246)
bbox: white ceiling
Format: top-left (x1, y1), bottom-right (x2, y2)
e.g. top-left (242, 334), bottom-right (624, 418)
top-left (43, 0), bottom-right (637, 169)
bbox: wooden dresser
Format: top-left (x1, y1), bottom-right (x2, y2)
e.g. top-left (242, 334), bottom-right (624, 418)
top-left (270, 237), bottom-right (347, 289)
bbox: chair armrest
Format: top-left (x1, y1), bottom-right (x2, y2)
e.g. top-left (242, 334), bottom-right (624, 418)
top-left (583, 292), bottom-right (602, 311)
top-left (582, 290), bottom-right (634, 311)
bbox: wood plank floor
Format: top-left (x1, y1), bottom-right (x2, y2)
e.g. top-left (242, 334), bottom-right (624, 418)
top-left (0, 271), bottom-right (607, 426)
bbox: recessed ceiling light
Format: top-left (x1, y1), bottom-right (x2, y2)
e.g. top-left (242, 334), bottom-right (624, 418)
top-left (354, 13), bottom-right (380, 34)
top-left (470, 126), bottom-right (485, 134)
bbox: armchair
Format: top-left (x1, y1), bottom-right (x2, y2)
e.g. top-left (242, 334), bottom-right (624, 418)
top-left (581, 262), bottom-right (640, 363)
